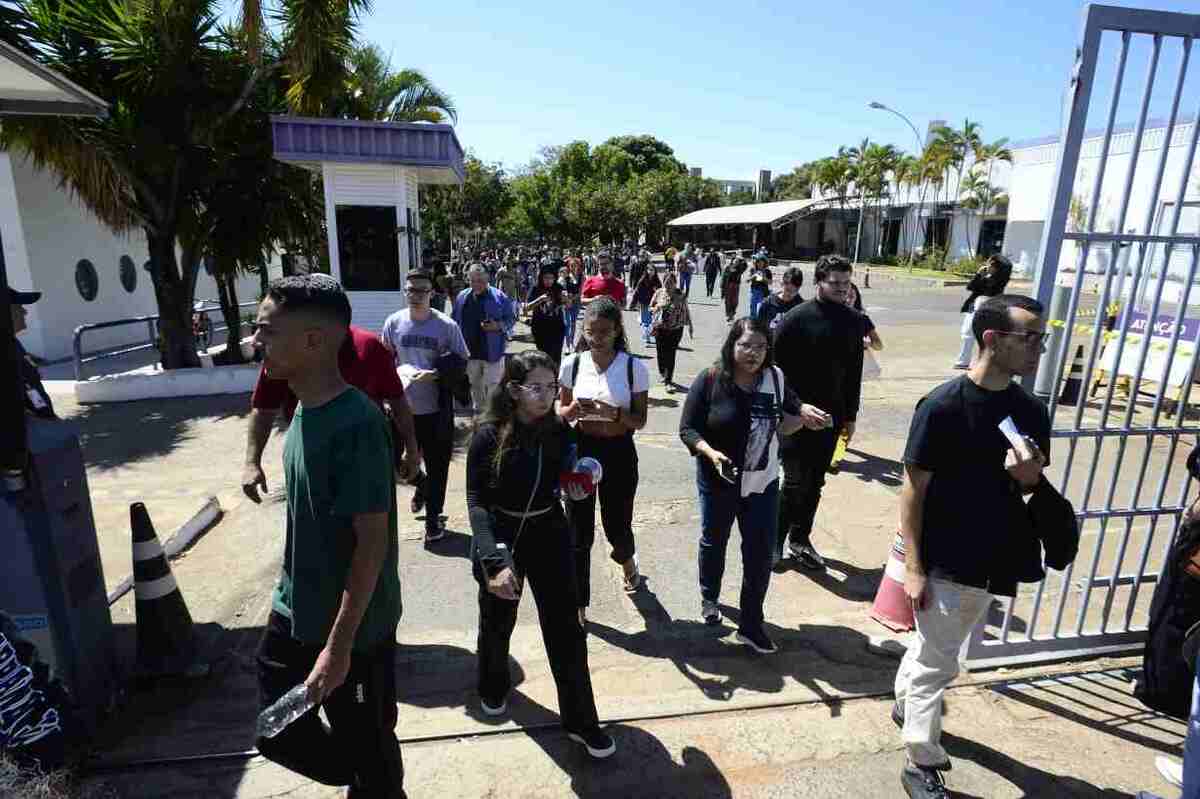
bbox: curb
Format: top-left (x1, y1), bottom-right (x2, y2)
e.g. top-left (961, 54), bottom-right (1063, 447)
top-left (106, 496), bottom-right (223, 605)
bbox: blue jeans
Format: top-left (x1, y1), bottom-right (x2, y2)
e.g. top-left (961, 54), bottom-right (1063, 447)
top-left (697, 469), bottom-right (778, 635)
top-left (1139, 669), bottom-right (1200, 799)
top-left (749, 289), bottom-right (766, 319)
top-left (563, 306), bottom-right (579, 349)
top-left (640, 306), bottom-right (653, 341)
top-left (679, 271), bottom-right (692, 297)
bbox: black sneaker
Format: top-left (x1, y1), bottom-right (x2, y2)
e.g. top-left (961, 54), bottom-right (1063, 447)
top-left (410, 478), bottom-right (426, 515)
top-left (891, 699), bottom-right (904, 728)
top-left (567, 726), bottom-right (616, 759)
top-left (901, 763), bottom-right (950, 799)
top-left (788, 541), bottom-right (826, 570)
top-left (425, 520), bottom-right (446, 542)
top-left (480, 695), bottom-right (507, 717)
top-left (701, 599), bottom-right (721, 626)
top-left (735, 627), bottom-right (777, 654)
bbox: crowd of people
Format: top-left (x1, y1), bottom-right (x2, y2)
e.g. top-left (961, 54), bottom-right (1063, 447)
top-left (231, 245), bottom-right (1089, 799)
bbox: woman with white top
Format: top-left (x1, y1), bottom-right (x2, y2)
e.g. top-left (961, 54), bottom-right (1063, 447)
top-left (558, 296), bottom-right (651, 624)
top-left (679, 317), bottom-right (828, 653)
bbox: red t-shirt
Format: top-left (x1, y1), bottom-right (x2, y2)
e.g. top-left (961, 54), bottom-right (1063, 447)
top-left (582, 275), bottom-right (627, 305)
top-left (250, 325), bottom-right (404, 421)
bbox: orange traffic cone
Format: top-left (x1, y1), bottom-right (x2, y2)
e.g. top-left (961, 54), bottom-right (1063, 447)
top-left (1059, 344), bottom-right (1085, 406)
top-left (870, 533), bottom-right (914, 633)
top-left (131, 503), bottom-right (201, 677)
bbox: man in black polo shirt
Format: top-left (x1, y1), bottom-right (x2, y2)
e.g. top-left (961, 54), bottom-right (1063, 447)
top-left (772, 255), bottom-right (863, 569)
top-left (893, 294), bottom-right (1050, 799)
top-left (10, 288), bottom-right (55, 420)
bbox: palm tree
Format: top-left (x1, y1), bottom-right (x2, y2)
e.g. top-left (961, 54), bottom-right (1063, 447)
top-left (813, 155), bottom-right (852, 255)
top-left (931, 119), bottom-right (982, 264)
top-left (332, 44), bottom-right (457, 123)
top-left (892, 154), bottom-right (919, 261)
top-left (2, 0), bottom-right (364, 368)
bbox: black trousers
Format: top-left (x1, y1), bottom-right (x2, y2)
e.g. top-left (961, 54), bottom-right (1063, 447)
top-left (655, 327), bottom-right (684, 383)
top-left (256, 613), bottom-right (404, 798)
top-left (476, 509), bottom-right (599, 731)
top-left (705, 271), bottom-right (718, 297)
top-left (776, 427), bottom-right (840, 556)
top-left (568, 433), bottom-right (638, 607)
top-left (532, 319), bottom-right (565, 370)
top-left (413, 410), bottom-right (453, 529)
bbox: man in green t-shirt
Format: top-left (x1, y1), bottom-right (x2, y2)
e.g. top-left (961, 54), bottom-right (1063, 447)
top-left (251, 274), bottom-right (404, 797)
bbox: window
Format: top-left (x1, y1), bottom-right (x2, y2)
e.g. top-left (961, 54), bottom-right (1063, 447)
top-left (336, 205), bottom-right (400, 291)
top-left (75, 259), bottom-right (98, 301)
top-left (119, 255), bottom-right (137, 293)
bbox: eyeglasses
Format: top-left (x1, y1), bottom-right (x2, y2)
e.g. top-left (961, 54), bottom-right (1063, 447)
top-left (735, 342), bottom-right (769, 353)
top-left (994, 330), bottom-right (1050, 347)
top-left (405, 287), bottom-right (432, 296)
top-left (517, 382), bottom-right (559, 397)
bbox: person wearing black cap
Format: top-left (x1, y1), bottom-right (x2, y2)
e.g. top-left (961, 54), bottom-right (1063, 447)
top-left (10, 288), bottom-right (55, 420)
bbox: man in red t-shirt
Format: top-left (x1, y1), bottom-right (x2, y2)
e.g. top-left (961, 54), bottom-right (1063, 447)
top-left (242, 325), bottom-right (420, 502)
top-left (580, 250), bottom-right (627, 307)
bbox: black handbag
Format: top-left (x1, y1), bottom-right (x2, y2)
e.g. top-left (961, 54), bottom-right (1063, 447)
top-left (1028, 478), bottom-right (1080, 571)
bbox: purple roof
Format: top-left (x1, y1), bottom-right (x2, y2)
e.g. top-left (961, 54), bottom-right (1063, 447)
top-left (271, 116), bottom-right (464, 184)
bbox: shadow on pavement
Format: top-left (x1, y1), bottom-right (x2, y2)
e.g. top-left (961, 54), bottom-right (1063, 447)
top-left (647, 397), bottom-right (680, 409)
top-left (787, 557), bottom-right (883, 603)
top-left (67, 393), bottom-right (252, 472)
top-left (421, 529), bottom-right (472, 561)
top-left (589, 588), bottom-right (895, 706)
top-left (943, 732), bottom-right (1130, 798)
top-left (837, 447), bottom-right (903, 488)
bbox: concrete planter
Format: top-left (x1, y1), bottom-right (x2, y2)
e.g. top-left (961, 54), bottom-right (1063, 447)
top-left (75, 363), bottom-right (260, 404)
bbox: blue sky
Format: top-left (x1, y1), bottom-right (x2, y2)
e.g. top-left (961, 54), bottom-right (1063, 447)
top-left (353, 0), bottom-right (1196, 181)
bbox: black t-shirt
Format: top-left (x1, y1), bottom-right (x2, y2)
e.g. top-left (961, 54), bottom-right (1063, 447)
top-left (757, 293), bottom-right (802, 331)
top-left (903, 375), bottom-right (1051, 596)
top-left (773, 298), bottom-right (865, 426)
top-left (17, 338), bottom-right (55, 419)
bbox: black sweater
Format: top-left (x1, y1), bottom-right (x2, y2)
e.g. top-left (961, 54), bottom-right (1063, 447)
top-left (772, 298), bottom-right (865, 425)
top-left (466, 419), bottom-right (570, 577)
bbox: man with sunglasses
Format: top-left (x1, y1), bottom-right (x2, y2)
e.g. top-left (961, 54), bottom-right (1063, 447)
top-left (893, 294), bottom-right (1051, 799)
top-left (580, 250), bottom-right (627, 308)
top-left (381, 271), bottom-right (471, 542)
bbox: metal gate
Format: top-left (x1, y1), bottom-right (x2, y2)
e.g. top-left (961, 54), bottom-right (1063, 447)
top-left (966, 4), bottom-right (1200, 670)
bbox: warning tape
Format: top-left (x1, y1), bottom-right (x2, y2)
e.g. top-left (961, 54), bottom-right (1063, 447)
top-left (1050, 322), bottom-right (1197, 351)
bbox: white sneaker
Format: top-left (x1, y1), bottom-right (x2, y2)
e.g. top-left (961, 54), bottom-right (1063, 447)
top-left (1156, 755), bottom-right (1184, 788)
top-left (701, 599), bottom-right (721, 626)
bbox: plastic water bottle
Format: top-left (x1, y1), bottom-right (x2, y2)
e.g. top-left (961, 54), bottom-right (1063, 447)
top-left (576, 456), bottom-right (603, 486)
top-left (256, 684), bottom-right (314, 739)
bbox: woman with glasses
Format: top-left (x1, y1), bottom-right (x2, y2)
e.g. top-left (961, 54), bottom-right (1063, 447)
top-left (558, 296), bottom-right (650, 622)
top-left (680, 319), bottom-right (825, 652)
top-left (649, 272), bottom-right (693, 392)
top-left (467, 350), bottom-right (615, 759)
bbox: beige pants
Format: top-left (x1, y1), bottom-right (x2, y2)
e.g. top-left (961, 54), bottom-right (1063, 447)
top-left (467, 358), bottom-right (504, 415)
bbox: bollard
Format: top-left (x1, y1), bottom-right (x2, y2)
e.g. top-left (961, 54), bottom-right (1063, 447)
top-left (1034, 284), bottom-right (1072, 404)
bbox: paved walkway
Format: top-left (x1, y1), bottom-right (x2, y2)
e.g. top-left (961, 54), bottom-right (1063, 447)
top-left (69, 275), bottom-right (1188, 798)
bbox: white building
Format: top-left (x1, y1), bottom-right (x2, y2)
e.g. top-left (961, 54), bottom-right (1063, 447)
top-left (1003, 116), bottom-right (1200, 295)
top-left (0, 151), bottom-right (265, 363)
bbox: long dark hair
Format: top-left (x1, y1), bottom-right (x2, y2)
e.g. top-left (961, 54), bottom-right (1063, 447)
top-left (482, 350), bottom-right (559, 475)
top-left (717, 316), bottom-right (775, 384)
top-left (574, 295), bottom-right (630, 353)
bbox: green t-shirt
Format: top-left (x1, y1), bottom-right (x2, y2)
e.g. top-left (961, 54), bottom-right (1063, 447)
top-left (271, 387), bottom-right (400, 651)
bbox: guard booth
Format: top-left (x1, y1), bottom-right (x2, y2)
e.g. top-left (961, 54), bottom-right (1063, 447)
top-left (0, 40), bottom-right (118, 737)
top-left (271, 117), bottom-right (465, 333)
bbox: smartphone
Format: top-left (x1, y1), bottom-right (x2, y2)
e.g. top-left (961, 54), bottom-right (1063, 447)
top-left (719, 460), bottom-right (740, 484)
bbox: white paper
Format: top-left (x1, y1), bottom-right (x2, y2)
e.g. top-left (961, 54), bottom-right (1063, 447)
top-left (998, 416), bottom-right (1026, 450)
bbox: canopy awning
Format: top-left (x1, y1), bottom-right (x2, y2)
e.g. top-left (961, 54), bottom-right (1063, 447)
top-left (0, 40), bottom-right (108, 117)
top-left (668, 199), bottom-right (822, 228)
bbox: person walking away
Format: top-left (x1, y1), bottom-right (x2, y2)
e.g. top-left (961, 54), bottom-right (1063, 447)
top-left (632, 267), bottom-right (662, 346)
top-left (382, 271), bottom-right (471, 542)
top-left (524, 264), bottom-right (568, 367)
top-left (720, 255), bottom-right (748, 323)
top-left (558, 297), bottom-right (650, 623)
top-left (894, 294), bottom-right (1072, 799)
top-left (704, 249), bottom-right (722, 298)
top-left (772, 255), bottom-right (863, 569)
top-left (676, 250), bottom-right (695, 298)
top-left (680, 318), bottom-right (827, 652)
top-left (650, 272), bottom-right (693, 392)
top-left (580, 251), bottom-right (628, 308)
top-left (954, 254), bottom-right (1012, 369)
top-left (244, 324), bottom-right (420, 504)
top-left (453, 264), bottom-right (516, 422)
top-left (250, 275), bottom-right (405, 798)
top-left (757, 267), bottom-right (804, 332)
top-left (748, 254), bottom-right (773, 319)
top-left (467, 350), bottom-right (616, 759)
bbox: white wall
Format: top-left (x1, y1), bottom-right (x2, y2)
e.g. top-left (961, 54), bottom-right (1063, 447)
top-left (8, 153), bottom-right (264, 361)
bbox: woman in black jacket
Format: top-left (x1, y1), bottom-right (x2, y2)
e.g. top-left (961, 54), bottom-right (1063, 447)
top-left (955, 254), bottom-right (1012, 368)
top-left (524, 265), bottom-right (567, 366)
top-left (466, 350), bottom-right (615, 759)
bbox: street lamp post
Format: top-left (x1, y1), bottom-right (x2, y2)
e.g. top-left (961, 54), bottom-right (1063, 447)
top-left (870, 101), bottom-right (927, 264)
